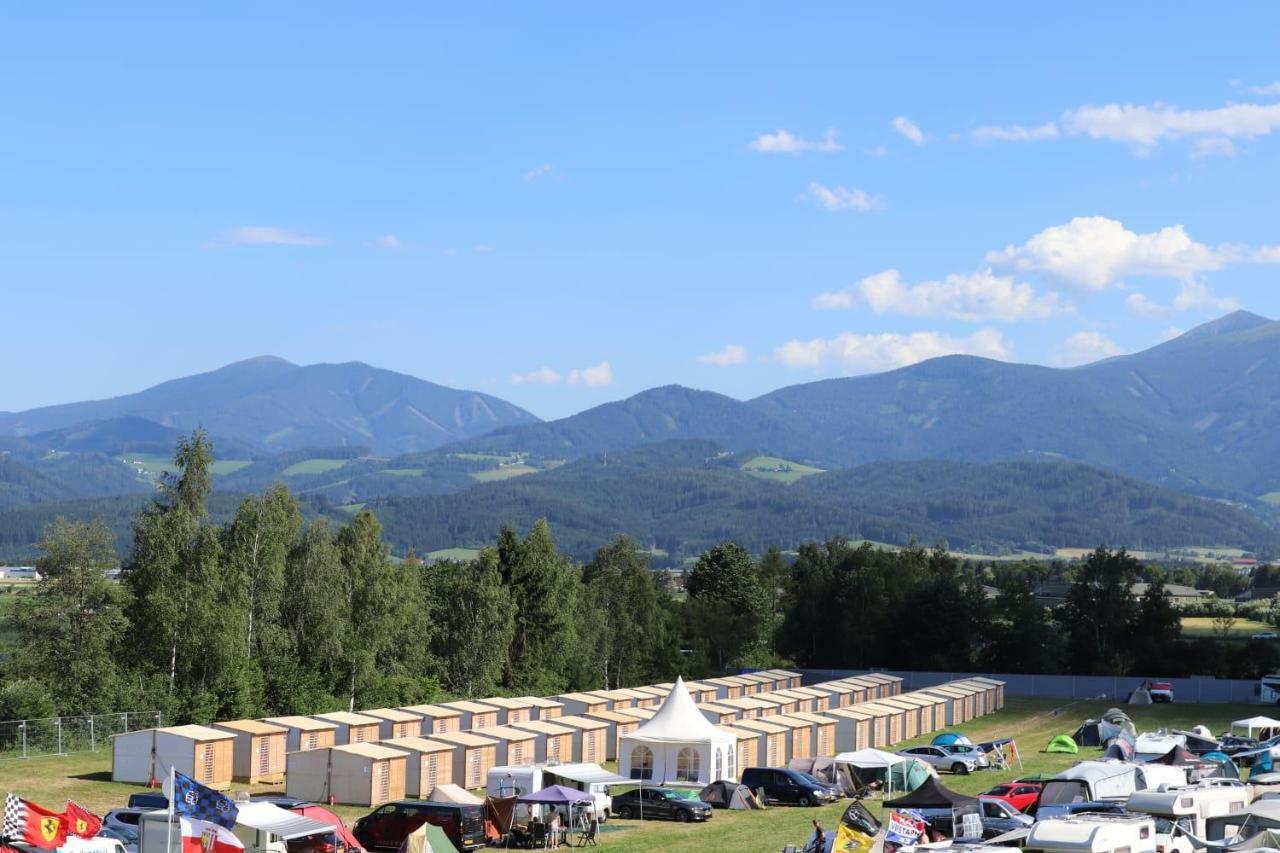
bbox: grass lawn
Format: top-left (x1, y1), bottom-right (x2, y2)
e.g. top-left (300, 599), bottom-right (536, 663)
top-left (1180, 615), bottom-right (1274, 639)
top-left (382, 468), bottom-right (424, 477)
top-left (282, 459), bottom-right (350, 477)
top-left (470, 464), bottom-right (539, 482)
top-left (211, 460), bottom-right (252, 475)
top-left (426, 547), bottom-right (483, 561)
top-left (740, 455), bottom-right (825, 485)
top-left (120, 453), bottom-right (174, 478)
top-left (0, 697), bottom-right (1260, 853)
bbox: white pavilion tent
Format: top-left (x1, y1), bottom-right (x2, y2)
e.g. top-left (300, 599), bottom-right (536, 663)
top-left (1231, 715), bottom-right (1280, 739)
top-left (618, 676), bottom-right (737, 786)
top-left (833, 748), bottom-right (910, 795)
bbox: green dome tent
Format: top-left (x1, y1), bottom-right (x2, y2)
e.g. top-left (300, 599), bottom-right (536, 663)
top-left (1045, 734), bottom-right (1079, 754)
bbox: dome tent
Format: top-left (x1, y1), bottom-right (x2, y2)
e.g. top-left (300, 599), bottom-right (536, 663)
top-left (1045, 734), bottom-right (1079, 754)
top-left (618, 676), bottom-right (737, 786)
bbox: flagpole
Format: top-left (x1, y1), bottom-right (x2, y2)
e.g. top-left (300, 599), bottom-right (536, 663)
top-left (167, 765), bottom-right (175, 853)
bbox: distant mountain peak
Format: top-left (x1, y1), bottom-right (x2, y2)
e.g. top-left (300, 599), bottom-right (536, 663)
top-left (1175, 310), bottom-right (1272, 342)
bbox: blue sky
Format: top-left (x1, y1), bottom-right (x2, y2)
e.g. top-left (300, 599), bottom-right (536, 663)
top-left (5, 4), bottom-right (1280, 418)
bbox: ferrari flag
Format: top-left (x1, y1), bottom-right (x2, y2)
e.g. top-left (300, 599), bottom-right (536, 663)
top-left (64, 802), bottom-right (102, 839)
top-left (3, 794), bottom-right (68, 849)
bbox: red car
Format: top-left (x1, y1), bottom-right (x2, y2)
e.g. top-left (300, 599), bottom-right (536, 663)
top-left (981, 781), bottom-right (1042, 813)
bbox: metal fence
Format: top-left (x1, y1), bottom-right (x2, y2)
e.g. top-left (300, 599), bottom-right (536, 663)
top-left (796, 668), bottom-right (1264, 704)
top-left (0, 711), bottom-right (162, 760)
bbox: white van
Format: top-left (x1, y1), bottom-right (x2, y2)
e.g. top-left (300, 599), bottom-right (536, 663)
top-left (1127, 781), bottom-right (1252, 853)
top-left (1025, 814), bottom-right (1158, 853)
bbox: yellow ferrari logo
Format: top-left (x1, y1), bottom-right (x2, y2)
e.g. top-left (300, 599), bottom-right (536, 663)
top-left (40, 817), bottom-right (61, 842)
top-left (76, 818), bottom-right (90, 834)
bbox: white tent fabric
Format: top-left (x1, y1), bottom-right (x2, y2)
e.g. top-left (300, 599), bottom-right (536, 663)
top-left (428, 783), bottom-right (483, 804)
top-left (233, 803), bottom-right (335, 840)
top-left (833, 748), bottom-right (907, 769)
top-left (1231, 716), bottom-right (1280, 738)
top-left (618, 676), bottom-right (737, 785)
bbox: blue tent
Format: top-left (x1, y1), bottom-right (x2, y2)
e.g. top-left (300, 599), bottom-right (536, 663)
top-left (932, 733), bottom-right (971, 746)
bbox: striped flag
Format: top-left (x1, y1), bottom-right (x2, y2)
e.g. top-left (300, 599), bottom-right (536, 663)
top-left (3, 794), bottom-right (68, 849)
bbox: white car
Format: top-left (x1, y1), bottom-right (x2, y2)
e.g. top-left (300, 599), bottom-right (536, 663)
top-left (1252, 631), bottom-right (1279, 640)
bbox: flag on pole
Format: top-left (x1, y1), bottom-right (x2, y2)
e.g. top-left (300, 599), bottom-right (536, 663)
top-left (177, 818), bottom-right (244, 853)
top-left (63, 802), bottom-right (102, 839)
top-left (3, 794), bottom-right (68, 848)
top-left (163, 771), bottom-right (238, 830)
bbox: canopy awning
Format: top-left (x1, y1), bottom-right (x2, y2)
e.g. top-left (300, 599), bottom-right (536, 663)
top-left (545, 764), bottom-right (630, 786)
top-left (516, 785), bottom-right (592, 805)
top-left (235, 802), bottom-right (336, 840)
top-left (833, 748), bottom-right (907, 768)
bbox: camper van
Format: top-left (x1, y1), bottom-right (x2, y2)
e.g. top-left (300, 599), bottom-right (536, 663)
top-left (1262, 675), bottom-right (1280, 706)
top-left (1127, 781), bottom-right (1253, 853)
top-left (486, 763), bottom-right (624, 821)
top-left (1024, 814), bottom-right (1158, 853)
top-left (1037, 763), bottom-right (1142, 817)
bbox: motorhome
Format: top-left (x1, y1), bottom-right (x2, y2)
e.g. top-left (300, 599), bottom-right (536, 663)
top-left (1037, 763), bottom-right (1143, 817)
top-left (1024, 814), bottom-right (1158, 853)
top-left (1204, 799), bottom-right (1280, 844)
top-left (1127, 781), bottom-right (1253, 853)
top-left (1134, 732), bottom-right (1187, 763)
top-left (486, 762), bottom-right (627, 822)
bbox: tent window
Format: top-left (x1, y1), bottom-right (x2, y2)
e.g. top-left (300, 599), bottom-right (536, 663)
top-left (629, 746), bottom-right (653, 780)
top-left (714, 749), bottom-right (723, 781)
top-left (676, 747), bottom-right (700, 782)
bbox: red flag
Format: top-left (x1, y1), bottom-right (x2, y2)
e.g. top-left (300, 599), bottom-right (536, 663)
top-left (3, 794), bottom-right (68, 849)
top-left (63, 802), bottom-right (102, 839)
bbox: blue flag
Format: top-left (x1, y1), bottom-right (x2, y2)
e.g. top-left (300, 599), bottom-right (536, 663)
top-left (168, 770), bottom-right (238, 829)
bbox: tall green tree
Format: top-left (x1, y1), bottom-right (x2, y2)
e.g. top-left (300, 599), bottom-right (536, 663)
top-left (582, 536), bottom-right (674, 689)
top-left (1060, 547), bottom-right (1142, 674)
top-left (11, 519), bottom-right (127, 713)
top-left (685, 542), bottom-right (771, 671)
top-left (498, 521), bottom-right (581, 694)
top-left (279, 520), bottom-right (348, 712)
top-left (430, 550), bottom-right (514, 696)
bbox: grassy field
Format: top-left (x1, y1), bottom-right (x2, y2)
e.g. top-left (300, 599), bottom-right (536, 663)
top-left (382, 468), bottom-right (425, 477)
top-left (740, 455), bottom-right (825, 485)
top-left (282, 458), bottom-right (351, 477)
top-left (1181, 615), bottom-right (1274, 638)
top-left (426, 547), bottom-right (483, 561)
top-left (0, 697), bottom-right (1260, 853)
top-left (470, 464), bottom-right (540, 482)
top-left (211, 460), bottom-right (252, 475)
top-left (122, 455), bottom-right (250, 478)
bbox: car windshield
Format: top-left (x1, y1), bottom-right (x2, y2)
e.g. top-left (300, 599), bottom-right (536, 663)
top-left (988, 785), bottom-right (1013, 795)
top-left (797, 772), bottom-right (825, 786)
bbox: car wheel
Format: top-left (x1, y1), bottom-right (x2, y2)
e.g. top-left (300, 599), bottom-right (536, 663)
top-left (617, 806), bottom-right (633, 820)
top-left (675, 810), bottom-right (690, 823)
top-left (798, 796), bottom-right (813, 808)
top-left (952, 763), bottom-right (969, 775)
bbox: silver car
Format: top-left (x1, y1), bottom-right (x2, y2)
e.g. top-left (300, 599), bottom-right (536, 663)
top-left (897, 745), bottom-right (981, 774)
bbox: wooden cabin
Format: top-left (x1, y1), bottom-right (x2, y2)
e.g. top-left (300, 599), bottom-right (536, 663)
top-left (815, 681), bottom-right (856, 709)
top-left (682, 681), bottom-right (720, 705)
top-left (967, 677), bottom-right (1006, 711)
top-left (212, 719), bottom-right (286, 784)
top-left (439, 700), bottom-right (500, 731)
top-left (510, 719), bottom-right (575, 764)
top-left (401, 704), bottom-right (463, 735)
top-left (476, 696), bottom-right (536, 726)
top-left (112, 725), bottom-right (234, 789)
top-left (789, 686), bottom-right (833, 712)
top-left (553, 715), bottom-right (609, 765)
top-left (738, 673), bottom-right (777, 693)
top-left (263, 716), bottom-right (338, 752)
top-left (922, 686), bottom-right (968, 726)
top-left (877, 698), bottom-right (921, 741)
top-left (863, 672), bottom-right (904, 698)
top-left (586, 689), bottom-right (631, 710)
top-left (754, 692), bottom-right (798, 715)
top-left (771, 689), bottom-right (815, 713)
top-left (731, 717), bottom-right (789, 767)
top-left (312, 711), bottom-right (381, 745)
top-left (776, 670), bottom-right (804, 690)
top-left (789, 711), bottom-right (838, 757)
top-left (518, 696), bottom-right (564, 720)
top-left (860, 702), bottom-right (906, 746)
top-left (629, 686), bottom-right (668, 708)
top-left (613, 706), bottom-right (655, 723)
top-left (582, 709), bottom-right (642, 761)
top-left (722, 675), bottom-right (758, 696)
top-left (766, 714), bottom-right (813, 760)
top-left (840, 677), bottom-right (877, 705)
top-left (428, 731), bottom-right (499, 790)
top-left (826, 706), bottom-right (875, 751)
top-left (470, 725), bottom-right (537, 767)
top-left (698, 702), bottom-right (740, 725)
top-left (719, 725), bottom-right (759, 773)
top-left (699, 677), bottom-right (739, 700)
top-left (555, 692), bottom-right (609, 717)
top-left (381, 737), bottom-right (454, 797)
top-left (286, 743), bottom-right (407, 806)
top-left (362, 708), bottom-right (422, 741)
top-left (717, 696), bottom-right (773, 720)
top-left (950, 680), bottom-right (990, 717)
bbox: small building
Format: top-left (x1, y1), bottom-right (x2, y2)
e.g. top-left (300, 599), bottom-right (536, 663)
top-left (699, 677), bottom-right (740, 700)
top-left (698, 702), bottom-right (740, 725)
top-left (756, 692), bottom-right (800, 715)
top-left (510, 719), bottom-right (576, 764)
top-left (966, 677), bottom-right (1006, 711)
top-left (583, 709), bottom-right (643, 761)
top-left (312, 711), bottom-right (381, 745)
top-left (555, 692), bottom-right (609, 717)
top-left (717, 695), bottom-right (777, 720)
top-left (476, 696), bottom-right (536, 726)
top-left (738, 672), bottom-right (778, 693)
top-left (614, 707), bottom-right (655, 723)
top-left (719, 725), bottom-right (759, 771)
top-left (112, 725), bottom-right (235, 789)
top-left (629, 686), bottom-right (668, 708)
top-left (682, 681), bottom-right (720, 705)
top-left (470, 725), bottom-right (537, 767)
top-left (788, 686), bottom-right (833, 712)
top-left (401, 704), bottom-right (462, 735)
top-left (730, 718), bottom-right (789, 767)
top-left (859, 672), bottom-right (904, 698)
top-left (766, 714), bottom-right (813, 759)
top-left (211, 719), bottom-right (287, 784)
top-left (723, 675), bottom-right (760, 696)
top-left (518, 696), bottom-right (564, 720)
top-left (285, 743), bottom-right (408, 806)
top-left (590, 689), bottom-right (634, 710)
top-left (428, 731), bottom-right (499, 790)
top-left (786, 711), bottom-right (838, 757)
top-left (876, 698), bottom-right (921, 741)
top-left (440, 700), bottom-right (500, 731)
top-left (859, 701), bottom-right (906, 746)
top-left (262, 716), bottom-right (338, 752)
top-left (826, 706), bottom-right (875, 751)
top-left (362, 708), bottom-right (423, 741)
top-left (551, 715), bottom-right (609, 765)
top-left (816, 681), bottom-right (857, 709)
top-left (382, 737), bottom-right (455, 797)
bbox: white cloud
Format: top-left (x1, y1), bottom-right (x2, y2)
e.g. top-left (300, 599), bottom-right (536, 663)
top-left (1126, 281), bottom-right (1240, 317)
top-left (774, 328), bottom-right (1011, 373)
top-left (986, 216), bottom-right (1225, 290)
top-left (523, 163), bottom-right (556, 182)
top-left (375, 233), bottom-right (401, 249)
top-left (1190, 137), bottom-right (1236, 158)
top-left (1062, 101), bottom-right (1280, 148)
top-left (891, 116), bottom-right (924, 145)
top-left (806, 182), bottom-right (883, 213)
top-left (697, 344), bottom-right (747, 366)
top-left (1250, 81), bottom-right (1280, 97)
top-left (748, 129), bottom-right (843, 154)
top-left (568, 361), bottom-right (614, 387)
top-left (972, 122), bottom-right (1060, 143)
top-left (813, 268), bottom-right (1068, 322)
top-left (201, 226), bottom-right (326, 249)
top-left (1052, 331), bottom-right (1126, 367)
top-left (511, 367), bottom-right (562, 385)
top-left (1161, 326), bottom-right (1185, 341)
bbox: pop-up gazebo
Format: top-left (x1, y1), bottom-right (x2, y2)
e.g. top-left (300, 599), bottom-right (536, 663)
top-left (1231, 716), bottom-right (1280, 740)
top-left (618, 676), bottom-right (737, 785)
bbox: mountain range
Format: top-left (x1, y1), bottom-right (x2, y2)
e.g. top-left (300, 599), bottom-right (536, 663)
top-left (4, 311), bottom-right (1280, 560)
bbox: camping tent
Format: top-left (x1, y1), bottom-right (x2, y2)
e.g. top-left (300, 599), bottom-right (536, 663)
top-left (698, 780), bottom-right (763, 810)
top-left (1127, 687), bottom-right (1153, 705)
top-left (932, 733), bottom-right (972, 746)
top-left (618, 677), bottom-right (737, 785)
top-left (1102, 708), bottom-right (1136, 734)
top-left (396, 821), bottom-right (459, 853)
top-left (428, 783), bottom-right (483, 805)
top-left (1045, 735), bottom-right (1079, 754)
top-left (832, 748), bottom-right (915, 795)
top-left (1103, 739), bottom-right (1135, 761)
top-left (789, 757), bottom-right (859, 797)
top-left (884, 777), bottom-right (981, 840)
top-left (289, 806), bottom-right (364, 853)
top-left (1231, 716), bottom-right (1280, 740)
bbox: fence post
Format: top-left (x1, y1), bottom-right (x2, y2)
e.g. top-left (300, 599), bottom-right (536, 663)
top-left (90, 715), bottom-right (96, 752)
top-left (20, 721), bottom-right (26, 759)
top-left (56, 718), bottom-right (62, 755)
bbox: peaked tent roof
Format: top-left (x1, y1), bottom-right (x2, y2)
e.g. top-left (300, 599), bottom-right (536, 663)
top-left (1233, 715), bottom-right (1280, 729)
top-left (833, 748), bottom-right (907, 768)
top-left (625, 676), bottom-right (729, 744)
top-left (517, 784), bottom-right (593, 805)
top-left (884, 776), bottom-right (978, 809)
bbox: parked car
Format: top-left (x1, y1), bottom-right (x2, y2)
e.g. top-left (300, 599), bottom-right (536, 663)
top-left (740, 767), bottom-right (838, 806)
top-left (250, 795), bottom-right (311, 809)
top-left (897, 745), bottom-right (979, 775)
top-left (125, 794), bottom-right (167, 811)
top-left (1033, 800), bottom-right (1128, 820)
top-left (1254, 632), bottom-right (1280, 641)
top-left (352, 801), bottom-right (484, 852)
top-left (611, 788), bottom-right (712, 822)
top-left (104, 809), bottom-right (150, 834)
top-left (976, 797), bottom-right (1036, 838)
top-left (1147, 681), bottom-right (1174, 703)
top-left (940, 743), bottom-right (991, 769)
top-left (97, 826), bottom-right (140, 853)
top-left (982, 782), bottom-right (1042, 812)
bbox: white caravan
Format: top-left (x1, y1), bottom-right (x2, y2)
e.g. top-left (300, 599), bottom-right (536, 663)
top-left (1025, 814), bottom-right (1158, 853)
top-left (1127, 781), bottom-right (1253, 853)
top-left (1261, 675), bottom-right (1280, 706)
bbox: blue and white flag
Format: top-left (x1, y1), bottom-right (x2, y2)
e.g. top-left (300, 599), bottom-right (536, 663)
top-left (164, 770), bottom-right (238, 830)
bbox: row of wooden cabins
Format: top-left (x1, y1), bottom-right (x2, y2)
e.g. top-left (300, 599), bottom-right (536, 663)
top-left (111, 670), bottom-right (1001, 808)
